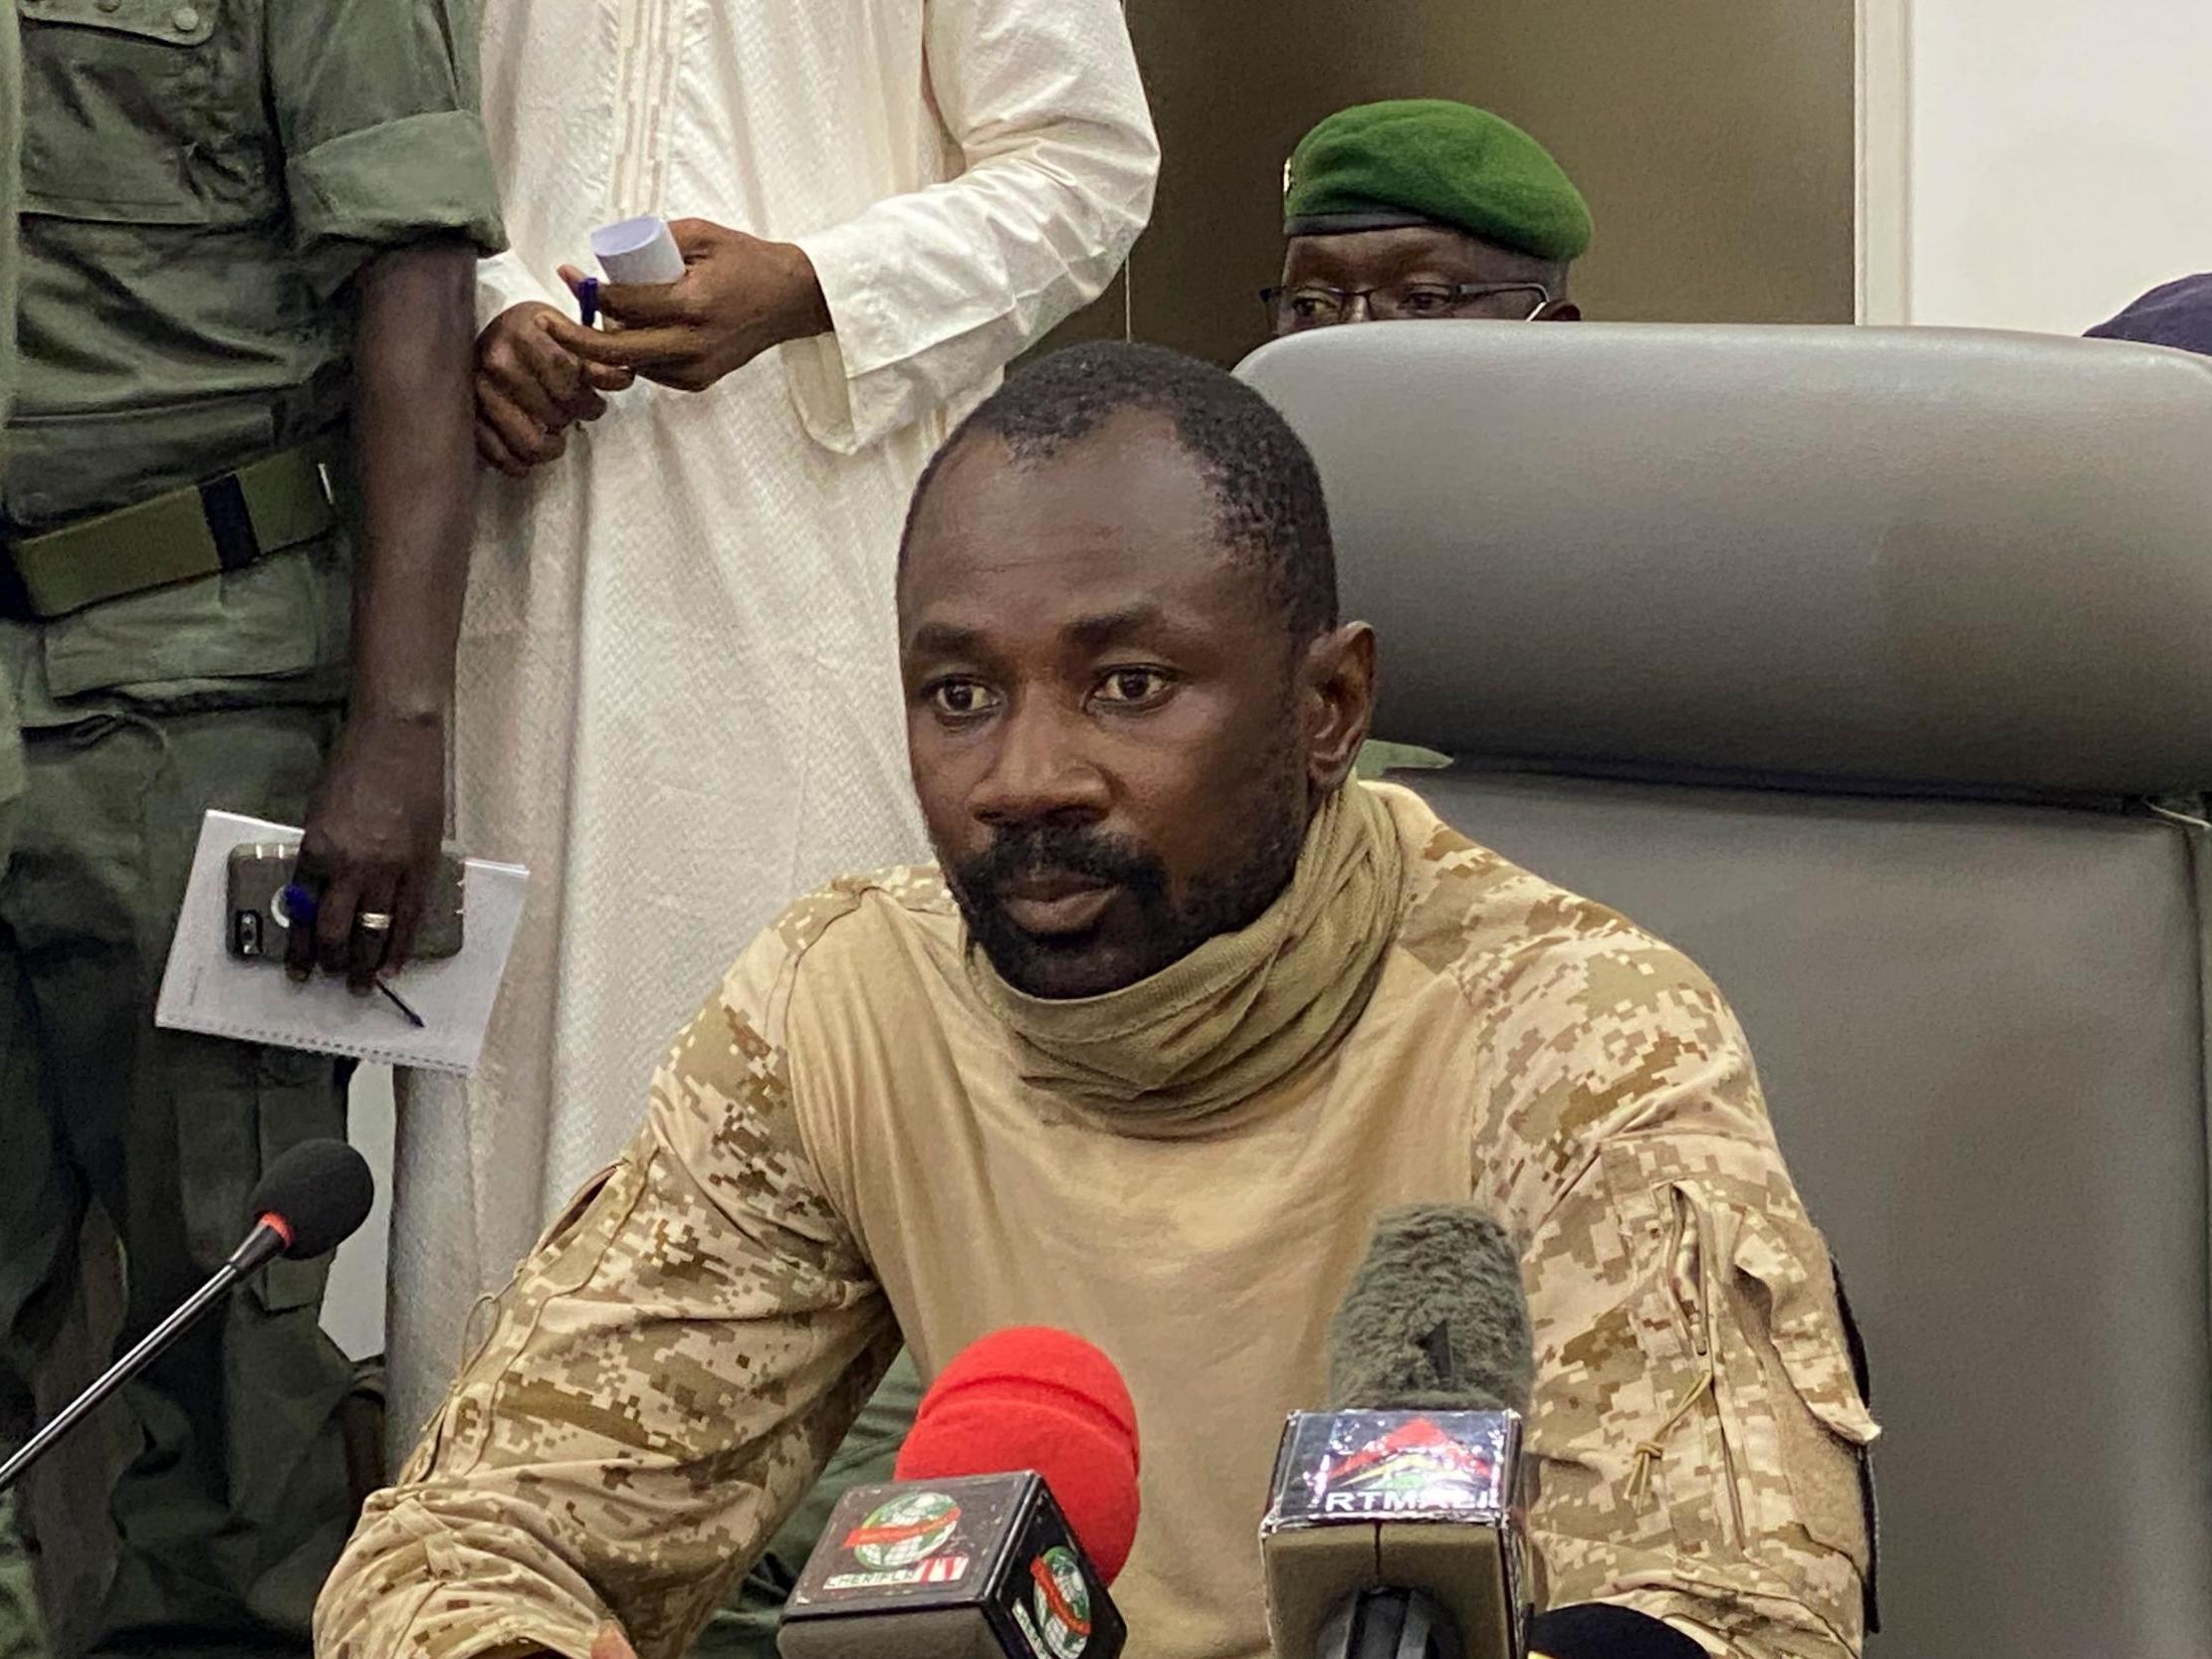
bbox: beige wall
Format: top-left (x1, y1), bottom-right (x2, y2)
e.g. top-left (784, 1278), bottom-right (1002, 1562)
top-left (1863, 0), bottom-right (2212, 333)
top-left (1034, 0), bottom-right (1858, 367)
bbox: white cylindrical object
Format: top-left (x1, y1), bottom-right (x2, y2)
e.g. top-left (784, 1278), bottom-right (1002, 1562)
top-left (590, 215), bottom-right (686, 285)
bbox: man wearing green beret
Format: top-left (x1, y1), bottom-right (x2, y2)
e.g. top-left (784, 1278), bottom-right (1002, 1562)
top-left (1266, 99), bottom-right (1591, 336)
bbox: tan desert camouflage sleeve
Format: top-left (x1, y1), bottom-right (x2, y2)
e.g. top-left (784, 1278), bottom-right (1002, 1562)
top-left (315, 927), bottom-right (899, 1659)
top-left (1407, 822), bottom-right (1880, 1658)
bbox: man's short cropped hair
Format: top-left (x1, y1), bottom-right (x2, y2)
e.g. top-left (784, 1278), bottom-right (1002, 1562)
top-left (903, 341), bottom-right (1339, 642)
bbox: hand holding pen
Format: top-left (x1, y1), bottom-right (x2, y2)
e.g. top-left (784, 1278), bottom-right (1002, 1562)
top-left (472, 289), bottom-right (631, 478)
top-left (279, 884), bottom-right (426, 1028)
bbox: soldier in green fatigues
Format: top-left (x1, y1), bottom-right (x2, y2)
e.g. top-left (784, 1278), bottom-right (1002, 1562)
top-left (0, 4), bottom-right (502, 1655)
top-left (0, 12), bottom-right (36, 1657)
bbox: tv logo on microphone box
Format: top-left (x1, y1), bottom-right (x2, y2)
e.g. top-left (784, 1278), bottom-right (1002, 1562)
top-left (1270, 1409), bottom-right (1519, 1520)
top-left (1260, 1410), bottom-right (1531, 1659)
top-left (780, 1470), bottom-right (1124, 1659)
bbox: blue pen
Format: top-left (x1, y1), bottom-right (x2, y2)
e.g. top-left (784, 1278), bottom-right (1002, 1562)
top-left (577, 276), bottom-right (600, 329)
top-left (280, 882), bottom-right (320, 931)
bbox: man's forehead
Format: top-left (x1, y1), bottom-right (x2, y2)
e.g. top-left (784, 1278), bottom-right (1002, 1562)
top-left (1283, 224), bottom-right (1528, 280)
top-left (903, 415), bottom-right (1228, 598)
top-left (900, 538), bottom-right (1256, 654)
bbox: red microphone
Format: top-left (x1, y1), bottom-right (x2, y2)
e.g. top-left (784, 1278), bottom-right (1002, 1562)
top-left (778, 1329), bottom-right (1142, 1659)
top-left (895, 1327), bottom-right (1141, 1583)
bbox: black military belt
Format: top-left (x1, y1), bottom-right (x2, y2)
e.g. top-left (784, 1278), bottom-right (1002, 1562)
top-left (0, 446), bottom-right (336, 620)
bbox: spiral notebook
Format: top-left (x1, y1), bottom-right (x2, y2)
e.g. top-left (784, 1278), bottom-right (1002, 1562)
top-left (154, 810), bottom-right (530, 1074)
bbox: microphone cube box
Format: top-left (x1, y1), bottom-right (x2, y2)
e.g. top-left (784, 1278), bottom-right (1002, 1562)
top-left (779, 1470), bottom-right (1125, 1659)
top-left (1260, 1409), bottom-right (1531, 1659)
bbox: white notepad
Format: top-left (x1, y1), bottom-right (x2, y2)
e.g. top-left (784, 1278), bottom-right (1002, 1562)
top-left (155, 810), bottom-right (529, 1074)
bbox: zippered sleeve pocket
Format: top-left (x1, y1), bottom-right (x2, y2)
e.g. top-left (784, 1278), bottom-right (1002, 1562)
top-left (1600, 1137), bottom-right (1880, 1578)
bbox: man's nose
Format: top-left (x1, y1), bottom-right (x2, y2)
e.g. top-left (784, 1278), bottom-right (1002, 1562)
top-left (971, 700), bottom-right (1110, 826)
top-left (1338, 291), bottom-right (1376, 325)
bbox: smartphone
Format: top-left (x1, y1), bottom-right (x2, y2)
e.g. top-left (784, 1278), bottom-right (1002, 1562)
top-left (225, 842), bottom-right (466, 961)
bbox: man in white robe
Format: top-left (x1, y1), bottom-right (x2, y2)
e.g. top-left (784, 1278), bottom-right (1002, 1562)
top-left (388, 0), bottom-right (1157, 1447)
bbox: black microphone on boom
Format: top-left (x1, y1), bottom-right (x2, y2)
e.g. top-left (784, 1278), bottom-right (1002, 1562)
top-left (0, 1138), bottom-right (375, 1494)
top-left (1260, 1203), bottom-right (1537, 1659)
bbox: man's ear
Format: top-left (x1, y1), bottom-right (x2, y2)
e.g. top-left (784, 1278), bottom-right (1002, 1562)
top-left (1301, 622), bottom-right (1377, 795)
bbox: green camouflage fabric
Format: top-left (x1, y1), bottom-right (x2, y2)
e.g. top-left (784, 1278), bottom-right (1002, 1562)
top-left (320, 784), bottom-right (1876, 1659)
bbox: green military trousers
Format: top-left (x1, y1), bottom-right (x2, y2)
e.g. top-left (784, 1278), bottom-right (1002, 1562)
top-left (0, 702), bottom-right (357, 1659)
top-left (692, 1353), bottom-right (924, 1659)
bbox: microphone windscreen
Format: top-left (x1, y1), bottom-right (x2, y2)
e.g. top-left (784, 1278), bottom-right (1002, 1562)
top-left (1327, 1203), bottom-right (1533, 1413)
top-left (895, 1328), bottom-right (1141, 1583)
top-left (247, 1139), bottom-right (375, 1261)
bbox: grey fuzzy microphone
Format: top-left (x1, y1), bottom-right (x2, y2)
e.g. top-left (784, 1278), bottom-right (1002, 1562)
top-left (1261, 1204), bottom-right (1537, 1659)
top-left (1326, 1203), bottom-right (1534, 1414)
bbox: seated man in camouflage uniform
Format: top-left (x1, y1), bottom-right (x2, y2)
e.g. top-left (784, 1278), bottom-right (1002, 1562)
top-left (709, 98), bottom-right (1598, 1659)
top-left (321, 343), bottom-right (1878, 1659)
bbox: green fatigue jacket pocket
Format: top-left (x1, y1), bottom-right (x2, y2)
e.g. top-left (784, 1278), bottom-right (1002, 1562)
top-left (33, 530), bottom-right (350, 705)
top-left (14, 0), bottom-right (233, 225)
top-left (5, 396), bottom-right (351, 716)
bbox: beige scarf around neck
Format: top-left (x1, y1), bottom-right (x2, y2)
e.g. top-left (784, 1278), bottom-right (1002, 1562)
top-left (965, 781), bottom-right (1408, 1138)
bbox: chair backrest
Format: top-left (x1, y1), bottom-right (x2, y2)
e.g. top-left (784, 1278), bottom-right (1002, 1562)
top-left (1239, 320), bottom-right (2212, 1659)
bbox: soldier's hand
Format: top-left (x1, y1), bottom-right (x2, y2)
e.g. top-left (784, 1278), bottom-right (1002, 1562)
top-left (475, 302), bottom-right (634, 479)
top-left (287, 711), bottom-right (445, 992)
top-left (542, 219), bottom-right (831, 393)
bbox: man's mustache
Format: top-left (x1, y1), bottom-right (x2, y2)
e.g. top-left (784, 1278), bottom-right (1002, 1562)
top-left (953, 823), bottom-right (1169, 906)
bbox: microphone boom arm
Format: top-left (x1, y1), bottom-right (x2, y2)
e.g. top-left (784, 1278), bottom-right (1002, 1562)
top-left (0, 1223), bottom-right (286, 1494)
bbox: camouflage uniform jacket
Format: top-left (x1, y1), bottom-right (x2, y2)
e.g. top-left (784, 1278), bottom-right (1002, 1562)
top-left (317, 783), bottom-right (1879, 1659)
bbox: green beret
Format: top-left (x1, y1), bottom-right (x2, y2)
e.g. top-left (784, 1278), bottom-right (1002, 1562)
top-left (1282, 99), bottom-right (1593, 262)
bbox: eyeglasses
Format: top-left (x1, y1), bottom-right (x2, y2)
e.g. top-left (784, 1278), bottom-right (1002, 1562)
top-left (1260, 281), bottom-right (1554, 333)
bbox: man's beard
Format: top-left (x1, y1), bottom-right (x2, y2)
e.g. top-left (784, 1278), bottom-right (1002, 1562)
top-left (948, 772), bottom-right (1308, 999)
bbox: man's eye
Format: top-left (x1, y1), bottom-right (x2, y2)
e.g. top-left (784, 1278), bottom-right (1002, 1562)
top-left (1094, 668), bottom-right (1174, 708)
top-left (1396, 286), bottom-right (1456, 315)
top-left (928, 680), bottom-right (998, 718)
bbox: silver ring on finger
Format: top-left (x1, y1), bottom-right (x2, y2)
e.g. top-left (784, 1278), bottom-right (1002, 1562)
top-left (355, 911), bottom-right (395, 934)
